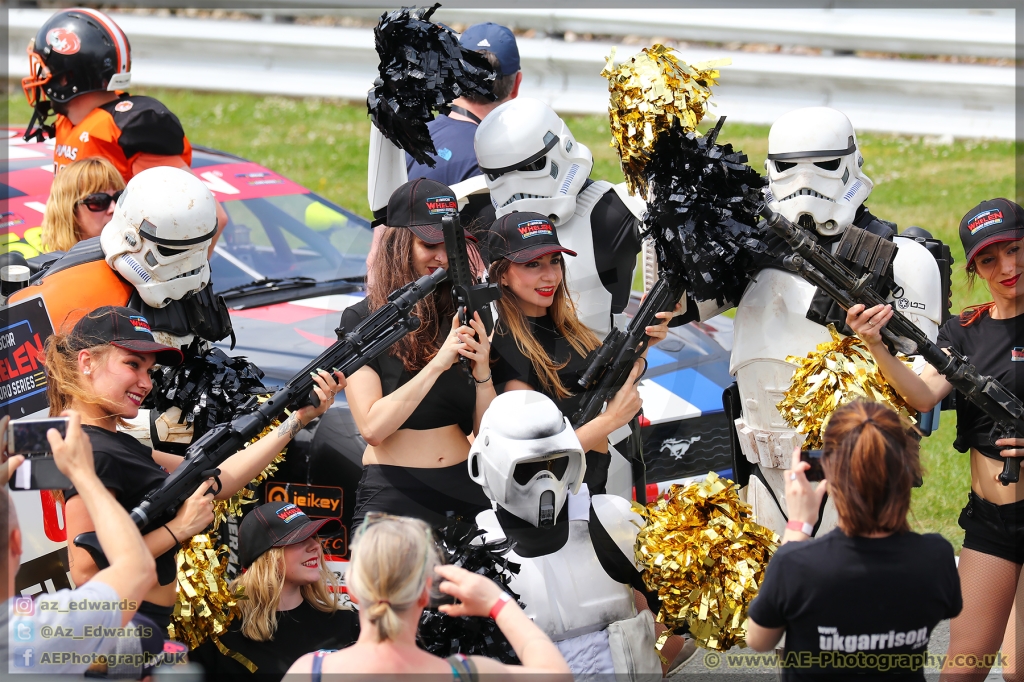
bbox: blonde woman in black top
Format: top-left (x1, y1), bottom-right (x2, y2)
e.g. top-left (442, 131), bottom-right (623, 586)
top-left (847, 199), bottom-right (1023, 681)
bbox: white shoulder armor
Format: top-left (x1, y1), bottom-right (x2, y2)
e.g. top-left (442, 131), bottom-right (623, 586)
top-left (611, 182), bottom-right (646, 221)
top-left (367, 125), bottom-right (408, 215)
top-left (591, 494), bottom-right (643, 569)
top-left (891, 236), bottom-right (941, 342)
top-left (558, 181), bottom-right (617, 336)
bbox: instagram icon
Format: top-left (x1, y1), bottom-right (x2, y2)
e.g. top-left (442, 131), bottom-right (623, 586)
top-left (13, 597), bottom-right (34, 616)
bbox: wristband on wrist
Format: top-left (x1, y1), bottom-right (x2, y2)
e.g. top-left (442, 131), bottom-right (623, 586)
top-left (474, 372), bottom-right (492, 385)
top-left (163, 524), bottom-right (181, 545)
top-left (786, 520), bottom-right (814, 537)
top-left (488, 592), bottom-right (512, 620)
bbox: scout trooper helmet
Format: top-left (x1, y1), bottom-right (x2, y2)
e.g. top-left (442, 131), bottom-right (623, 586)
top-left (765, 107), bottom-right (873, 236)
top-left (474, 97), bottom-right (593, 226)
top-left (468, 390), bottom-right (586, 528)
top-left (100, 166), bottom-right (217, 308)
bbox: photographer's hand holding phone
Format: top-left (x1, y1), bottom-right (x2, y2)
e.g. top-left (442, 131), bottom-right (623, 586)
top-left (783, 447), bottom-right (829, 545)
top-left (0, 416), bottom-right (26, 486)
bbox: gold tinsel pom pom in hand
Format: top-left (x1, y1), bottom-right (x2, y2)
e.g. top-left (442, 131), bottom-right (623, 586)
top-left (634, 472), bottom-right (778, 651)
top-left (168, 534), bottom-right (245, 651)
top-left (601, 44), bottom-right (729, 196)
top-left (777, 324), bottom-right (918, 449)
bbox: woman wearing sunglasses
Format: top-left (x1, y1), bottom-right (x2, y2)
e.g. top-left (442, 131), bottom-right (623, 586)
top-left (41, 156), bottom-right (125, 252)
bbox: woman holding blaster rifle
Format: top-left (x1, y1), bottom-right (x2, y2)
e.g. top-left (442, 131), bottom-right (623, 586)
top-left (846, 198), bottom-right (1023, 681)
top-left (48, 306), bottom-right (343, 631)
top-left (341, 179), bottom-right (494, 528)
top-left (485, 212), bottom-right (676, 497)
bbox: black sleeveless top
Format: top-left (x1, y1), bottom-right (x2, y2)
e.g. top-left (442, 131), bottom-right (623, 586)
top-left (339, 298), bottom-right (475, 435)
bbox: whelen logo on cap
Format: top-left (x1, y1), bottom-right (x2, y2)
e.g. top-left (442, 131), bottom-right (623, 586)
top-left (518, 219), bottom-right (553, 239)
top-left (425, 196), bottom-right (458, 215)
top-left (967, 209), bottom-right (1003, 234)
top-left (1012, 347), bottom-right (1024, 362)
top-left (128, 316), bottom-right (153, 335)
top-left (275, 504), bottom-right (306, 523)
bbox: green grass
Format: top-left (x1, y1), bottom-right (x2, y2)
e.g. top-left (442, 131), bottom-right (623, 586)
top-left (7, 88), bottom-right (1015, 550)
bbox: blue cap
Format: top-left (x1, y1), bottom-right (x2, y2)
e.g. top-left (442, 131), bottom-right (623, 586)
top-left (459, 23), bottom-right (520, 76)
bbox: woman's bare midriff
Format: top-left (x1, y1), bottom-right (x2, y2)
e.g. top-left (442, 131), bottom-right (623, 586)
top-left (971, 449), bottom-right (1024, 505)
top-left (362, 424), bottom-right (471, 468)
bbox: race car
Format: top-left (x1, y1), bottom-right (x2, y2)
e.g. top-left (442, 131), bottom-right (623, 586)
top-left (2, 128), bottom-right (734, 598)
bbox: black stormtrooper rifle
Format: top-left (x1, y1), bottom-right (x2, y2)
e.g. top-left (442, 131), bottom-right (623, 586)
top-left (74, 268), bottom-right (450, 566)
top-left (441, 214), bottom-right (501, 381)
top-left (571, 276), bottom-right (683, 504)
top-left (762, 206), bottom-right (1022, 485)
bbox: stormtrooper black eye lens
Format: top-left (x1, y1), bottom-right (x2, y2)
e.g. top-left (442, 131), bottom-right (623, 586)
top-left (157, 245), bottom-right (187, 257)
top-left (814, 158), bottom-right (841, 171)
top-left (513, 456), bottom-right (570, 485)
top-left (774, 160), bottom-right (796, 172)
top-left (519, 156), bottom-right (547, 173)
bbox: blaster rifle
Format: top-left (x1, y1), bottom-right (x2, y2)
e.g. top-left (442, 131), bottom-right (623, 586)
top-left (75, 268), bottom-right (449, 566)
top-left (571, 277), bottom-right (682, 504)
top-left (441, 214), bottom-right (501, 381)
top-left (761, 206), bottom-right (1022, 485)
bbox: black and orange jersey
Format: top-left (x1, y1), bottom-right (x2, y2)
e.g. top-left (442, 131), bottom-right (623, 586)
top-left (53, 93), bottom-right (193, 182)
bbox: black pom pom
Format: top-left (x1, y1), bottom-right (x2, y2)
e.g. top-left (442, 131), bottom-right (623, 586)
top-left (143, 341), bottom-right (268, 452)
top-left (416, 518), bottom-right (521, 663)
top-left (642, 117), bottom-right (770, 306)
top-left (367, 4), bottom-right (496, 167)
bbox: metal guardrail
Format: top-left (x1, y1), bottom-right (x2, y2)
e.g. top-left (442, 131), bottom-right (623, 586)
top-left (7, 9), bottom-right (1016, 139)
top-left (258, 7), bottom-right (1017, 60)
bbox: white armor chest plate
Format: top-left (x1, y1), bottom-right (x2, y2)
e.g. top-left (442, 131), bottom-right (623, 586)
top-left (476, 511), bottom-right (635, 641)
top-left (557, 181), bottom-right (615, 336)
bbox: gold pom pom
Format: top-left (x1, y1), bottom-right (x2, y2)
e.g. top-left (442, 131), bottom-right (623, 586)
top-left (634, 472), bottom-right (778, 651)
top-left (168, 534), bottom-right (245, 650)
top-left (777, 324), bottom-right (918, 449)
top-left (601, 44), bottom-right (730, 196)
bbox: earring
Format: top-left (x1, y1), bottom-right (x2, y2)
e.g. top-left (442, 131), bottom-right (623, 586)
top-left (83, 370), bottom-right (90, 376)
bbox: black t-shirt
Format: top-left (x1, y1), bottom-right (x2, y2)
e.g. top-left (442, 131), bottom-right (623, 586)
top-left (747, 530), bottom-right (962, 681)
top-left (339, 298), bottom-right (475, 435)
top-left (936, 310), bottom-right (1024, 460)
top-left (66, 425), bottom-right (178, 585)
top-left (581, 181), bottom-right (641, 315)
top-left (189, 600), bottom-right (358, 681)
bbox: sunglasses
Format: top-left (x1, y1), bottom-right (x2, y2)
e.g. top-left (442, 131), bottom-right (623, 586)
top-left (76, 190), bottom-right (123, 213)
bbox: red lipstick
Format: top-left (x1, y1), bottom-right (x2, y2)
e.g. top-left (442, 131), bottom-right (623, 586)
top-left (536, 287), bottom-right (555, 298)
top-left (1000, 274), bottom-right (1020, 287)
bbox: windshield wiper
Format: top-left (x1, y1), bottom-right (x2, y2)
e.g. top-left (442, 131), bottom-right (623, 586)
top-left (218, 277), bottom-right (318, 298)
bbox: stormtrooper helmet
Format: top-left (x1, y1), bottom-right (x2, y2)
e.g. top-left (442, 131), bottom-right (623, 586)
top-left (474, 97), bottom-right (593, 226)
top-left (100, 167), bottom-right (218, 308)
top-left (765, 107), bottom-right (873, 236)
top-left (468, 390), bottom-right (586, 528)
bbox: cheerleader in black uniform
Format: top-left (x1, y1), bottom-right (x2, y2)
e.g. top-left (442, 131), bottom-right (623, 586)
top-left (847, 199), bottom-right (1023, 681)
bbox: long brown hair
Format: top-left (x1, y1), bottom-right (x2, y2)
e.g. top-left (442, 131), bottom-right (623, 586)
top-left (44, 330), bottom-right (127, 427)
top-left (821, 400), bottom-right (920, 537)
top-left (367, 227), bottom-right (454, 371)
top-left (233, 543), bottom-right (340, 642)
top-left (488, 257), bottom-right (600, 399)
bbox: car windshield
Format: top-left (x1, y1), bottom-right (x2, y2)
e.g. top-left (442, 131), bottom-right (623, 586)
top-left (210, 192), bottom-right (372, 291)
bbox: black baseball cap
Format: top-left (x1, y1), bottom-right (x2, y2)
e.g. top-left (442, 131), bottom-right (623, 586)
top-left (239, 502), bottom-right (340, 568)
top-left (381, 178), bottom-right (478, 245)
top-left (960, 198), bottom-right (1024, 265)
top-left (69, 306), bottom-right (183, 366)
top-left (487, 212), bottom-right (577, 264)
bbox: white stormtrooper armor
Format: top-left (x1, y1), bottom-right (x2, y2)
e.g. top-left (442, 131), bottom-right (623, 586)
top-left (475, 98), bottom-right (640, 336)
top-left (100, 166), bottom-right (217, 311)
top-left (728, 107), bottom-right (943, 538)
top-left (470, 391), bottom-right (660, 676)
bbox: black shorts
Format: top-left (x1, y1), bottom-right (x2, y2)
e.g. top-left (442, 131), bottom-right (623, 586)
top-left (958, 491), bottom-right (1024, 565)
top-left (352, 462), bottom-right (491, 529)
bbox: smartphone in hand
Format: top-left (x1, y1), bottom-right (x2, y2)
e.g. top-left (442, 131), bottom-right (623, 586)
top-left (6, 417), bottom-right (73, 491)
top-left (803, 449), bottom-right (826, 482)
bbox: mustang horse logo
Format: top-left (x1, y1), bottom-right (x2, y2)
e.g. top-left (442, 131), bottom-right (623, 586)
top-left (660, 436), bottom-right (701, 460)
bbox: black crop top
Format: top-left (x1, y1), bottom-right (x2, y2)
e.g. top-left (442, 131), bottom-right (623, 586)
top-left (490, 314), bottom-right (594, 421)
top-left (936, 309), bottom-right (1024, 460)
top-left (66, 426), bottom-right (179, 585)
top-left (339, 298), bottom-right (475, 435)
